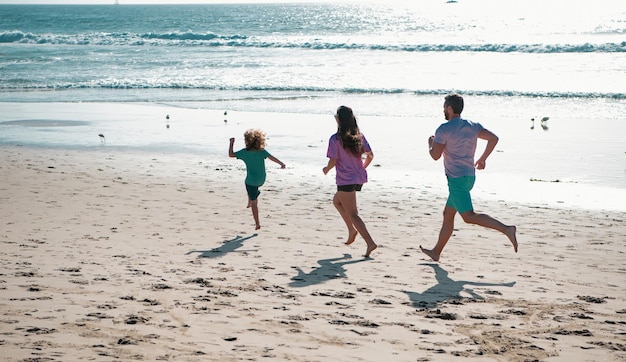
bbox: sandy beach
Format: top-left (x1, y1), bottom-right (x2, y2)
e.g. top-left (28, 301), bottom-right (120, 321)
top-left (1, 139), bottom-right (625, 361)
top-left (2, 1), bottom-right (625, 359)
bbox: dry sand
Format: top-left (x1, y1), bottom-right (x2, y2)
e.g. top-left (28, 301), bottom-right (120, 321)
top-left (1, 145), bottom-right (625, 361)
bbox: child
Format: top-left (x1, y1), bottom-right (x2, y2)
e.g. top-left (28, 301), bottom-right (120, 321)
top-left (322, 106), bottom-right (378, 258)
top-left (229, 129), bottom-right (285, 230)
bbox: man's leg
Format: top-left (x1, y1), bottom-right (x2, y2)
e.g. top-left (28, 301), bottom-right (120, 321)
top-left (460, 210), bottom-right (518, 252)
top-left (420, 205), bottom-right (457, 261)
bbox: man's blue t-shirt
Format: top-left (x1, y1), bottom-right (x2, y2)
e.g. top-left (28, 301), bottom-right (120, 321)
top-left (433, 117), bottom-right (484, 178)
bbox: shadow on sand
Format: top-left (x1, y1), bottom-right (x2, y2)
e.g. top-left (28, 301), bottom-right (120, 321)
top-left (289, 253), bottom-right (371, 288)
top-left (403, 263), bottom-right (516, 309)
top-left (185, 234), bottom-right (258, 258)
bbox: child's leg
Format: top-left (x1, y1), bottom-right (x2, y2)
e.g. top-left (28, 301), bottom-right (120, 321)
top-left (332, 192), bottom-right (358, 245)
top-left (250, 198), bottom-right (260, 230)
top-left (334, 191), bottom-right (377, 257)
top-left (245, 184), bottom-right (261, 229)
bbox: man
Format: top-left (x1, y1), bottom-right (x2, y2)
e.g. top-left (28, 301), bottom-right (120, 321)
top-left (420, 93), bottom-right (518, 262)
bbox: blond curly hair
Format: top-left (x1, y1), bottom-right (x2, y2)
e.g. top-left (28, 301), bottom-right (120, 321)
top-left (244, 129), bottom-right (266, 151)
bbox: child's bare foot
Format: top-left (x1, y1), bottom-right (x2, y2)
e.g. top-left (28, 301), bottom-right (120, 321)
top-left (364, 243), bottom-right (377, 258)
top-left (255, 224), bottom-right (261, 230)
top-left (345, 230), bottom-right (358, 245)
top-left (506, 225), bottom-right (518, 252)
top-left (420, 245), bottom-right (440, 262)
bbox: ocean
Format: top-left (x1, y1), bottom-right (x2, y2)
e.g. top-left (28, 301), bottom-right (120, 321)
top-left (0, 1), bottom-right (625, 210)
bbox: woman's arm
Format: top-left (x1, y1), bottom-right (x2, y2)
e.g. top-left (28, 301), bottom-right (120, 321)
top-left (362, 150), bottom-right (374, 168)
top-left (323, 158), bottom-right (337, 175)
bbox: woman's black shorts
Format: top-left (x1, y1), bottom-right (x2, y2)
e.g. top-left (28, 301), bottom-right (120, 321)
top-left (337, 184), bottom-right (363, 192)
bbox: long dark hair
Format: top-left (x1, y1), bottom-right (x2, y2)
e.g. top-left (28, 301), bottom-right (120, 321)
top-left (336, 105), bottom-right (363, 157)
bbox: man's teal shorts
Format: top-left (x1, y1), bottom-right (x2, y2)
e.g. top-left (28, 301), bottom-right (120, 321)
top-left (446, 176), bottom-right (475, 214)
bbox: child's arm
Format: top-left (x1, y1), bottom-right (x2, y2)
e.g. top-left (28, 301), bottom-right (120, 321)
top-left (362, 150), bottom-right (374, 169)
top-left (323, 158), bottom-right (337, 175)
top-left (228, 138), bottom-right (236, 158)
top-left (268, 155), bottom-right (286, 169)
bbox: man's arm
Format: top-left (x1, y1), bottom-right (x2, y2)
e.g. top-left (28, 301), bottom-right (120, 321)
top-left (475, 129), bottom-right (499, 170)
top-left (428, 135), bottom-right (444, 161)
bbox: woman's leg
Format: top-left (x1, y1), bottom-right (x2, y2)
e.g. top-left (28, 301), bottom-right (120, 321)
top-left (333, 192), bottom-right (358, 244)
top-left (334, 191), bottom-right (377, 257)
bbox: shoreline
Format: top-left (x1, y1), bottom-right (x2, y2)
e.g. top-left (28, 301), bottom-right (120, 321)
top-left (0, 101), bottom-right (624, 213)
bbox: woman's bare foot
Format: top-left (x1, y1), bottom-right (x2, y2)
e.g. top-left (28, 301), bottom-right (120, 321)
top-left (364, 243), bottom-right (377, 258)
top-left (420, 245), bottom-right (440, 262)
top-left (255, 224), bottom-right (261, 230)
top-left (345, 230), bottom-right (358, 245)
top-left (506, 225), bottom-right (518, 252)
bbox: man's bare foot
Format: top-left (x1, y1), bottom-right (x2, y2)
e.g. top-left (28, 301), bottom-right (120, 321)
top-left (420, 245), bottom-right (440, 262)
top-left (345, 230), bottom-right (358, 245)
top-left (364, 243), bottom-right (377, 258)
top-left (255, 224), bottom-right (261, 230)
top-left (506, 225), bottom-right (518, 252)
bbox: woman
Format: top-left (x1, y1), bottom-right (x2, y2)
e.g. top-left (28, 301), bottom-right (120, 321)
top-left (323, 106), bottom-right (377, 257)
